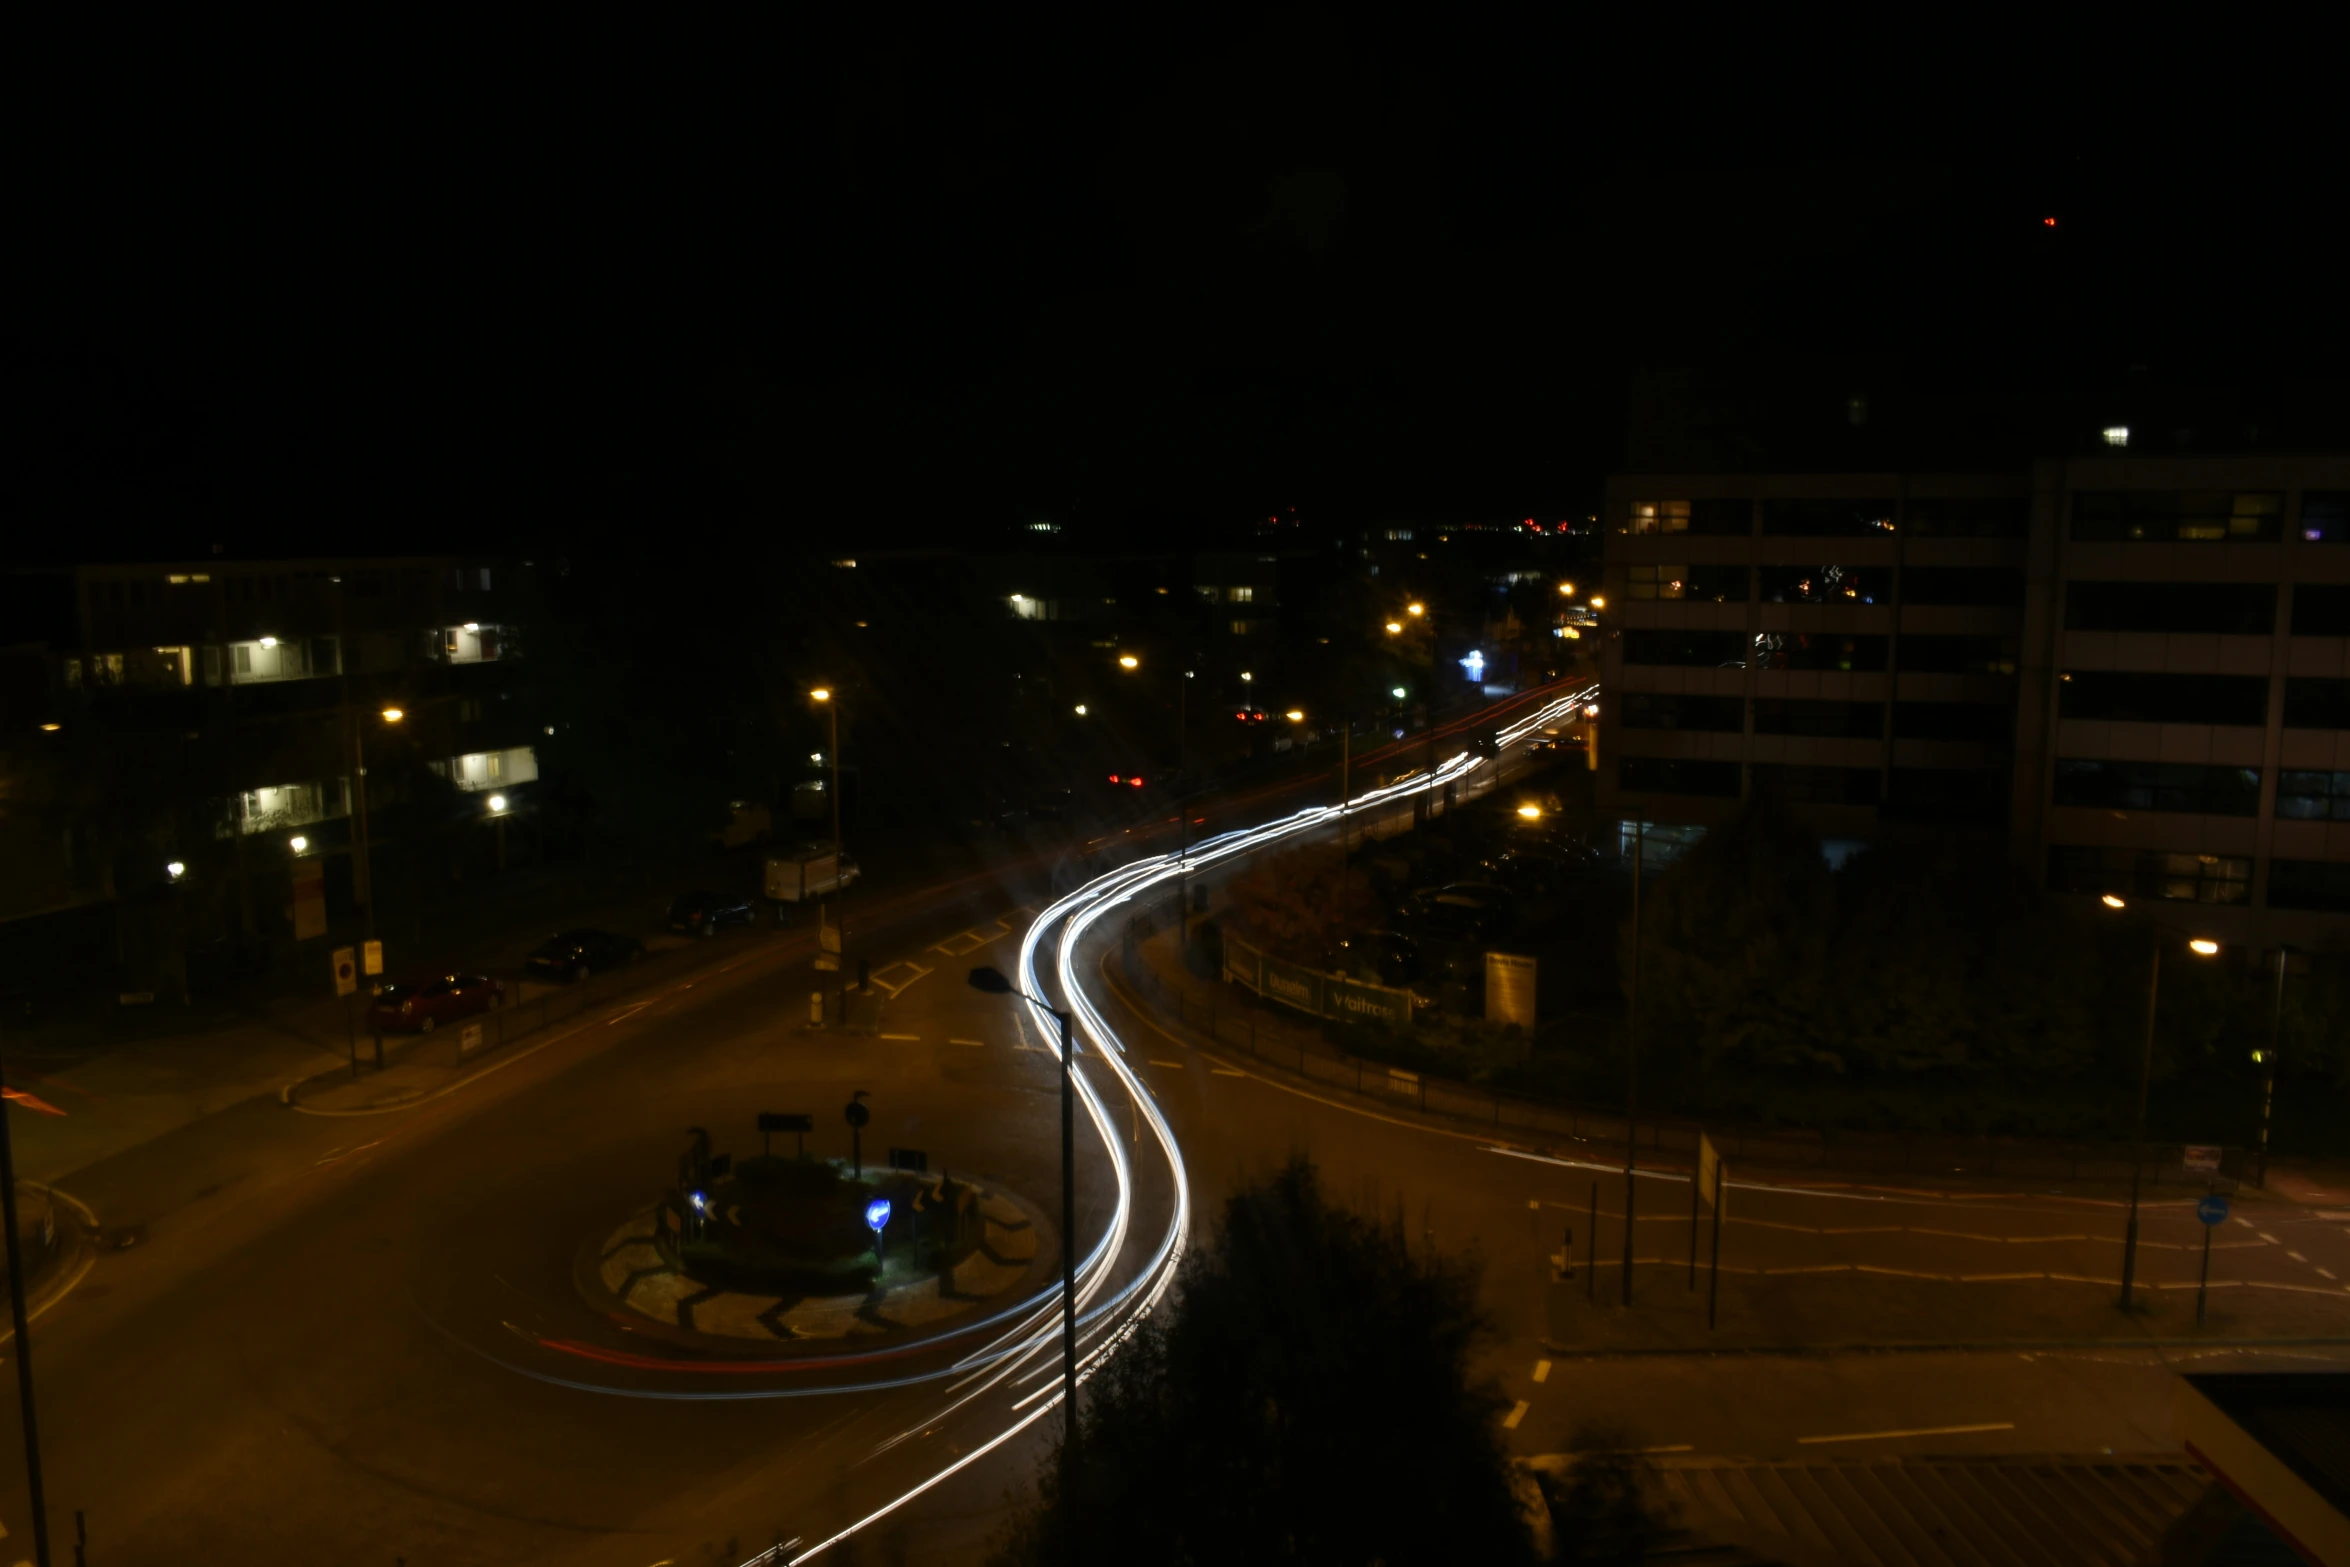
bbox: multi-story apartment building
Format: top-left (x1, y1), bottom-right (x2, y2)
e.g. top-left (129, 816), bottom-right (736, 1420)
top-left (1597, 457), bottom-right (2350, 946)
top-left (0, 556), bottom-right (542, 997)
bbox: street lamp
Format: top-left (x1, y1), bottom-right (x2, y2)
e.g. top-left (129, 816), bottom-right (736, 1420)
top-left (1118, 654), bottom-right (1139, 670)
top-left (1589, 594), bottom-right (1606, 611)
top-left (1073, 704), bottom-right (1088, 716)
top-left (1285, 709), bottom-right (1305, 722)
top-left (809, 689), bottom-right (840, 846)
top-left (1391, 686), bottom-right (1407, 701)
top-left (2099, 894), bottom-right (2221, 1311)
top-left (351, 704), bottom-right (405, 942)
top-left (1558, 581), bottom-right (1575, 596)
top-left (968, 965), bottom-right (1080, 1455)
top-left (1406, 602), bottom-right (1424, 617)
top-left (1385, 621), bottom-right (1403, 635)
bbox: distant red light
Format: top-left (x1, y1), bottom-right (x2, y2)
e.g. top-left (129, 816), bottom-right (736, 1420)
top-left (1108, 774), bottom-right (1122, 783)
top-left (2043, 216), bottom-right (2057, 227)
top-left (1129, 776), bottom-right (1145, 787)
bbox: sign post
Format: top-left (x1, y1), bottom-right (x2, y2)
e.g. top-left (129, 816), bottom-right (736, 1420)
top-left (844, 1091), bottom-right (871, 1176)
top-left (1690, 1131), bottom-right (1720, 1290)
top-left (1707, 1153), bottom-right (1728, 1330)
top-left (865, 1197), bottom-right (893, 1264)
top-left (2195, 1192), bottom-right (2230, 1327)
top-left (334, 947), bottom-right (359, 1078)
top-left (362, 939), bottom-right (384, 978)
top-left (758, 1112), bottom-right (813, 1159)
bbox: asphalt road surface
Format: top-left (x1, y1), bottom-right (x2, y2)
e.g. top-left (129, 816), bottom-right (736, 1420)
top-left (8, 687), bottom-right (2346, 1564)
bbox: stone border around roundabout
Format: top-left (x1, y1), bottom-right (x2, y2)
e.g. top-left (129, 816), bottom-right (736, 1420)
top-left (574, 1174), bottom-right (1052, 1354)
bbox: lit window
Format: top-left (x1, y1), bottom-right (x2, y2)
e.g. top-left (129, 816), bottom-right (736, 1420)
top-left (2102, 426), bottom-right (2130, 448)
top-left (1227, 586), bottom-right (1254, 603)
top-left (1627, 500), bottom-right (1691, 535)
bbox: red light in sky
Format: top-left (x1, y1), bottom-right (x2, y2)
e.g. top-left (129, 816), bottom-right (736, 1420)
top-left (2042, 216), bottom-right (2057, 227)
top-left (1129, 776), bottom-right (1145, 787)
top-left (1108, 774), bottom-right (1121, 783)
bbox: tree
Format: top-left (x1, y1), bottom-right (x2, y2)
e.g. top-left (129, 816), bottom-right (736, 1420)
top-left (991, 1159), bottom-right (1535, 1567)
top-left (1226, 846), bottom-right (1374, 963)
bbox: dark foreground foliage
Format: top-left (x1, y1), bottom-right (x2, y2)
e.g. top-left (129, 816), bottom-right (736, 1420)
top-left (989, 1158), bottom-right (1536, 1566)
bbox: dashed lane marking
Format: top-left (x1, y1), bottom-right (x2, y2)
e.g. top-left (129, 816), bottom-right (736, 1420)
top-left (1532, 1360), bottom-right (1551, 1384)
top-left (1799, 1421), bottom-right (2013, 1445)
top-left (1503, 1401), bottom-right (1529, 1430)
top-left (881, 1033), bottom-right (921, 1041)
top-left (2290, 1251), bottom-right (2308, 1262)
top-left (948, 1038), bottom-right (986, 1048)
top-left (1149, 1059), bottom-right (1185, 1069)
top-left (1209, 1067), bottom-right (1245, 1077)
top-left (2320, 1268), bottom-right (2338, 1280)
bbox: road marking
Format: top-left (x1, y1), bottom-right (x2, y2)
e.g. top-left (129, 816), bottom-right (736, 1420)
top-left (1149, 1059), bottom-right (1185, 1069)
top-left (1503, 1401), bottom-right (1529, 1430)
top-left (1639, 1444), bottom-right (1694, 1454)
top-left (608, 1001), bottom-right (655, 1026)
top-left (1209, 1067), bottom-right (1244, 1077)
top-left (868, 960), bottom-right (934, 999)
top-left (2260, 1232), bottom-right (2280, 1243)
top-left (2289, 1251), bottom-right (2308, 1262)
top-left (1799, 1421), bottom-right (2013, 1445)
top-left (881, 1033), bottom-right (921, 1041)
top-left (1532, 1360), bottom-right (1551, 1383)
top-left (948, 1038), bottom-right (986, 1048)
top-left (2320, 1267), bottom-right (2338, 1279)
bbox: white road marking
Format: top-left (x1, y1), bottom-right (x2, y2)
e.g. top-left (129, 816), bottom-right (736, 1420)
top-left (2289, 1251), bottom-right (2308, 1262)
top-left (881, 1033), bottom-right (920, 1041)
top-left (1532, 1360), bottom-right (1551, 1383)
top-left (1209, 1067), bottom-right (1244, 1077)
top-left (1503, 1401), bottom-right (1529, 1430)
top-left (1799, 1421), bottom-right (2013, 1445)
top-left (2259, 1232), bottom-right (2280, 1243)
top-left (2319, 1267), bottom-right (2338, 1279)
top-left (1149, 1059), bottom-right (1185, 1069)
top-left (948, 1038), bottom-right (985, 1048)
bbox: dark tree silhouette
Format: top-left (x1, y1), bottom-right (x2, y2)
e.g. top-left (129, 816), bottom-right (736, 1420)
top-left (991, 1158), bottom-right (1535, 1566)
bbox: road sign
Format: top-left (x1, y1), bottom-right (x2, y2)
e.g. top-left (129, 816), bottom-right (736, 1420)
top-left (459, 1022), bottom-right (484, 1057)
top-left (889, 1147), bottom-right (928, 1173)
top-left (1695, 1132), bottom-right (1721, 1209)
top-left (333, 946), bottom-right (358, 998)
top-left (362, 939), bottom-right (384, 976)
top-left (2197, 1194), bottom-right (2232, 1226)
top-left (760, 1112), bottom-right (814, 1134)
top-left (844, 1097), bottom-right (870, 1130)
top-left (2184, 1144), bottom-right (2223, 1174)
top-left (1483, 951), bottom-right (1537, 1029)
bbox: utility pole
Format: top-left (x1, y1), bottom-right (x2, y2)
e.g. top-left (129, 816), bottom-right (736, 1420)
top-left (1, 1069), bottom-right (54, 1567)
top-left (2119, 937), bottom-right (2162, 1311)
top-left (1623, 818), bottom-right (1642, 1306)
top-left (2257, 947), bottom-right (2288, 1188)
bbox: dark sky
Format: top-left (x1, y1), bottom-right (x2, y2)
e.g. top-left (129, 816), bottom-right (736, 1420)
top-left (6, 16), bottom-right (2341, 561)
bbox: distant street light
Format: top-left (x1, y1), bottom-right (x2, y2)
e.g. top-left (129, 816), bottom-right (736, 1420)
top-left (289, 836), bottom-right (309, 854)
top-left (165, 861), bottom-right (186, 880)
top-left (380, 707), bottom-right (404, 723)
top-left (1391, 686), bottom-right (1407, 700)
top-left (1558, 581), bottom-right (1575, 596)
top-left (1385, 621), bottom-right (1403, 634)
top-left (1589, 595), bottom-right (1607, 610)
top-left (1239, 671), bottom-right (1252, 682)
top-left (2100, 894), bottom-right (2221, 1311)
top-left (487, 794), bottom-right (508, 814)
top-left (1406, 603), bottom-right (1424, 617)
top-left (968, 966), bottom-right (1080, 1455)
top-left (1118, 654), bottom-right (1140, 670)
top-left (1517, 804), bottom-right (1542, 820)
top-left (1285, 710), bottom-right (1305, 722)
top-left (1073, 704), bottom-right (1088, 716)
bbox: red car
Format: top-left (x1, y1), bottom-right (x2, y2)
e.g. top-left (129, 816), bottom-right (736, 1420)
top-left (369, 972), bottom-right (505, 1033)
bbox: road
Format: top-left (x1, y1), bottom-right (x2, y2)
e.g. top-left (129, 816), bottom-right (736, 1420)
top-left (8, 680), bottom-right (2345, 1563)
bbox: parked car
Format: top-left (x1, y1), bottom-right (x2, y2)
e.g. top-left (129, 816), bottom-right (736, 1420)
top-left (667, 889), bottom-right (756, 936)
top-left (524, 928), bottom-right (645, 982)
top-left (370, 973), bottom-right (505, 1033)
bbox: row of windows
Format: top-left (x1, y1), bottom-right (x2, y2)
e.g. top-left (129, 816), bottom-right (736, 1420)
top-left (1624, 630), bottom-right (2021, 674)
top-left (2063, 580), bottom-right (2350, 636)
top-left (1626, 564), bottom-right (2025, 607)
top-left (1616, 758), bottom-right (2011, 821)
top-left (2047, 848), bottom-right (2350, 912)
top-left (1618, 694), bottom-right (2017, 743)
top-left (1626, 498), bottom-right (2031, 539)
top-left (2071, 491), bottom-right (2286, 543)
top-left (2057, 672), bottom-right (2350, 728)
top-left (2049, 761), bottom-right (2350, 820)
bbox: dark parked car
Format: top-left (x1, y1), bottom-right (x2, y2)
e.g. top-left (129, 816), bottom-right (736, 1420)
top-left (667, 889), bottom-right (756, 936)
top-left (369, 973), bottom-right (505, 1033)
top-left (525, 928), bottom-right (645, 982)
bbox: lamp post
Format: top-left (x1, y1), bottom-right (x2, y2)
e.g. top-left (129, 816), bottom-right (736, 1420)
top-left (2256, 946), bottom-right (2290, 1189)
top-left (809, 689), bottom-right (841, 847)
top-left (351, 704), bottom-right (405, 945)
top-left (2100, 893), bottom-right (2220, 1311)
top-left (968, 966), bottom-right (1079, 1459)
top-left (0, 1070), bottom-right (52, 1567)
top-left (811, 688), bottom-right (848, 1005)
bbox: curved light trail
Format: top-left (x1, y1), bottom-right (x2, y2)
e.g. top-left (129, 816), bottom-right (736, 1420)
top-left (753, 685), bottom-right (1597, 1563)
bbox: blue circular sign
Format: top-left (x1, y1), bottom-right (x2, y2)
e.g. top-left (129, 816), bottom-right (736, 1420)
top-left (2196, 1194), bottom-right (2231, 1227)
top-left (864, 1197), bottom-right (893, 1232)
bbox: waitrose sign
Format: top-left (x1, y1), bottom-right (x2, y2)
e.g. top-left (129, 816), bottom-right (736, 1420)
top-left (1224, 935), bottom-right (1413, 1028)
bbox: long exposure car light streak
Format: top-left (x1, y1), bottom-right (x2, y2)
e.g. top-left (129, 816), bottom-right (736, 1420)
top-left (707, 684), bottom-right (1599, 1563)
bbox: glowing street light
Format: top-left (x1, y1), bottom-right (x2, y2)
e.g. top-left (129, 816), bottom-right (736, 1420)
top-left (1391, 686), bottom-right (1407, 700)
top-left (1589, 594), bottom-right (1607, 610)
top-left (258, 636), bottom-right (278, 649)
top-left (1119, 654), bottom-right (1139, 670)
top-left (380, 707), bottom-right (405, 723)
top-left (2101, 893), bottom-right (2127, 909)
top-left (1516, 804), bottom-right (1542, 820)
top-left (1558, 581), bottom-right (1576, 596)
top-left (1073, 704), bottom-right (1088, 716)
top-left (809, 687), bottom-right (832, 702)
top-left (289, 835), bottom-right (309, 853)
top-left (487, 794), bottom-right (509, 814)
top-left (1385, 621), bottom-right (1403, 634)
top-left (1285, 710), bottom-right (1305, 722)
top-left (1239, 671), bottom-right (1252, 682)
top-left (2190, 938), bottom-right (2220, 956)
top-left (165, 861), bottom-right (186, 881)
top-left (1406, 603), bottom-right (1424, 617)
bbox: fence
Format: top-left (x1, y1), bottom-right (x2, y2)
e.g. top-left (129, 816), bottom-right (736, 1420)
top-left (1220, 932), bottom-right (1415, 1027)
top-left (1121, 931), bottom-right (2247, 1189)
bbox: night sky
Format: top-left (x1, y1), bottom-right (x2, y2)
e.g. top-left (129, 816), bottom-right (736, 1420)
top-left (7, 18), bottom-right (2342, 561)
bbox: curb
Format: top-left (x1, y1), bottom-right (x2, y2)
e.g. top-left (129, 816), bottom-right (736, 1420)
top-left (3, 1182), bottom-right (100, 1344)
top-left (573, 1180), bottom-right (1058, 1359)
